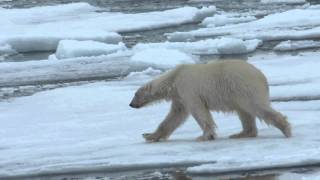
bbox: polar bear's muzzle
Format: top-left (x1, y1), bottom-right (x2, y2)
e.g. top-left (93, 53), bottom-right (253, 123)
top-left (129, 102), bottom-right (140, 108)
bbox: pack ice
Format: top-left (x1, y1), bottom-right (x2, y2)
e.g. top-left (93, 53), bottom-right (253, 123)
top-left (0, 3), bottom-right (216, 53)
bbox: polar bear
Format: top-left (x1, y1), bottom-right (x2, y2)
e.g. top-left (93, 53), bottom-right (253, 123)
top-left (129, 60), bottom-right (291, 142)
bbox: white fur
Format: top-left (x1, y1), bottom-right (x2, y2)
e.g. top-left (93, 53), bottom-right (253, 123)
top-left (130, 60), bottom-right (292, 142)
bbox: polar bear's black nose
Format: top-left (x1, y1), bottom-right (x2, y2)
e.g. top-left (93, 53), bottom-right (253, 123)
top-left (130, 103), bottom-right (138, 108)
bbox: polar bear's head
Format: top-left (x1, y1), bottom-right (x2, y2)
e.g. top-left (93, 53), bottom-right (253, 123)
top-left (129, 83), bottom-right (154, 108)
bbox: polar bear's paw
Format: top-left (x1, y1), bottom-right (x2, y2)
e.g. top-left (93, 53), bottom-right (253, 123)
top-left (143, 133), bottom-right (162, 142)
top-left (196, 133), bottom-right (216, 141)
top-left (229, 131), bottom-right (257, 139)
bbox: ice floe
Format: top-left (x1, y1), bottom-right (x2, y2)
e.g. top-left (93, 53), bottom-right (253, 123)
top-left (250, 52), bottom-right (320, 85)
top-left (0, 43), bottom-right (16, 55)
top-left (0, 53), bottom-right (150, 87)
top-left (249, 51), bottom-right (320, 101)
top-left (134, 38), bottom-right (262, 55)
top-left (279, 172), bottom-right (320, 180)
top-left (168, 5), bottom-right (320, 42)
top-left (0, 3), bottom-right (216, 53)
top-left (131, 48), bottom-right (197, 68)
top-left (55, 40), bottom-right (127, 59)
top-left (274, 40), bottom-right (320, 51)
top-left (123, 67), bottom-right (162, 82)
top-left (1, 77), bottom-right (320, 178)
top-left (201, 14), bottom-right (256, 27)
top-left (0, 44), bottom-right (320, 178)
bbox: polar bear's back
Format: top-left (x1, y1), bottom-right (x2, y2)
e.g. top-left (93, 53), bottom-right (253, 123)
top-left (173, 60), bottom-right (269, 112)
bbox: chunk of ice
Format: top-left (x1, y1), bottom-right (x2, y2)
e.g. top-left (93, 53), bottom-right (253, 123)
top-left (55, 40), bottom-right (127, 59)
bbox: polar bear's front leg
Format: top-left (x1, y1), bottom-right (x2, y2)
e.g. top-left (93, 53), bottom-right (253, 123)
top-left (143, 100), bottom-right (189, 142)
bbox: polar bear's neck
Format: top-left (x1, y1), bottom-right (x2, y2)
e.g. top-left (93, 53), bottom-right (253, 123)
top-left (151, 69), bottom-right (177, 100)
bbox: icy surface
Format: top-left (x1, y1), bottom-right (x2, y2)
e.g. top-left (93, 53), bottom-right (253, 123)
top-left (131, 48), bottom-right (196, 68)
top-left (0, 43), bottom-right (16, 55)
top-left (1, 51), bottom-right (320, 178)
top-left (168, 5), bottom-right (320, 42)
top-left (274, 40), bottom-right (320, 51)
top-left (0, 3), bottom-right (216, 53)
top-left (250, 52), bottom-right (320, 85)
top-left (1, 1), bottom-right (320, 178)
top-left (0, 52), bottom-right (151, 87)
top-left (55, 40), bottom-right (127, 59)
top-left (134, 38), bottom-right (262, 55)
top-left (201, 14), bottom-right (256, 27)
top-left (279, 172), bottom-right (320, 180)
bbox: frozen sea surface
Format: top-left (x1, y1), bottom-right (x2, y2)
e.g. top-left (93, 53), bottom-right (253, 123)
top-left (1, 0), bottom-right (320, 179)
top-left (1, 51), bottom-right (320, 179)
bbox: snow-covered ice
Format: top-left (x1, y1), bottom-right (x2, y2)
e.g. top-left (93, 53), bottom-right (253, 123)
top-left (131, 48), bottom-right (196, 68)
top-left (201, 14), bottom-right (256, 28)
top-left (134, 38), bottom-right (262, 55)
top-left (0, 3), bottom-right (216, 53)
top-left (0, 43), bottom-right (16, 55)
top-left (168, 5), bottom-right (320, 42)
top-left (274, 40), bottom-right (320, 51)
top-left (55, 40), bottom-right (127, 59)
top-left (250, 52), bottom-right (320, 86)
top-left (1, 50), bottom-right (320, 178)
top-left (1, 0), bottom-right (320, 178)
top-left (279, 172), bottom-right (320, 180)
top-left (0, 53), bottom-right (148, 87)
top-left (0, 46), bottom-right (199, 87)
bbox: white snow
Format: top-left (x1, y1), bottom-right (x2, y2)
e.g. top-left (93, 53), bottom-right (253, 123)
top-left (0, 43), bottom-right (16, 55)
top-left (1, 50), bottom-right (320, 178)
top-left (0, 3), bottom-right (216, 53)
top-left (131, 48), bottom-right (197, 68)
top-left (134, 38), bottom-right (262, 55)
top-left (0, 52), bottom-right (148, 87)
top-left (1, 1), bottom-right (320, 178)
top-left (123, 68), bottom-right (162, 82)
top-left (261, 0), bottom-right (306, 4)
top-left (279, 172), bottom-right (320, 180)
top-left (1, 75), bottom-right (320, 178)
top-left (274, 40), bottom-right (320, 51)
top-left (250, 52), bottom-right (320, 86)
top-left (168, 5), bottom-right (320, 42)
top-left (55, 40), bottom-right (127, 59)
top-left (1, 32), bottom-right (122, 53)
top-left (201, 14), bottom-right (256, 27)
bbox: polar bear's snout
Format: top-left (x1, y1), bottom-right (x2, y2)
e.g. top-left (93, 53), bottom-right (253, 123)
top-left (129, 98), bottom-right (140, 108)
top-left (129, 94), bottom-right (144, 109)
top-left (129, 101), bottom-right (140, 108)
